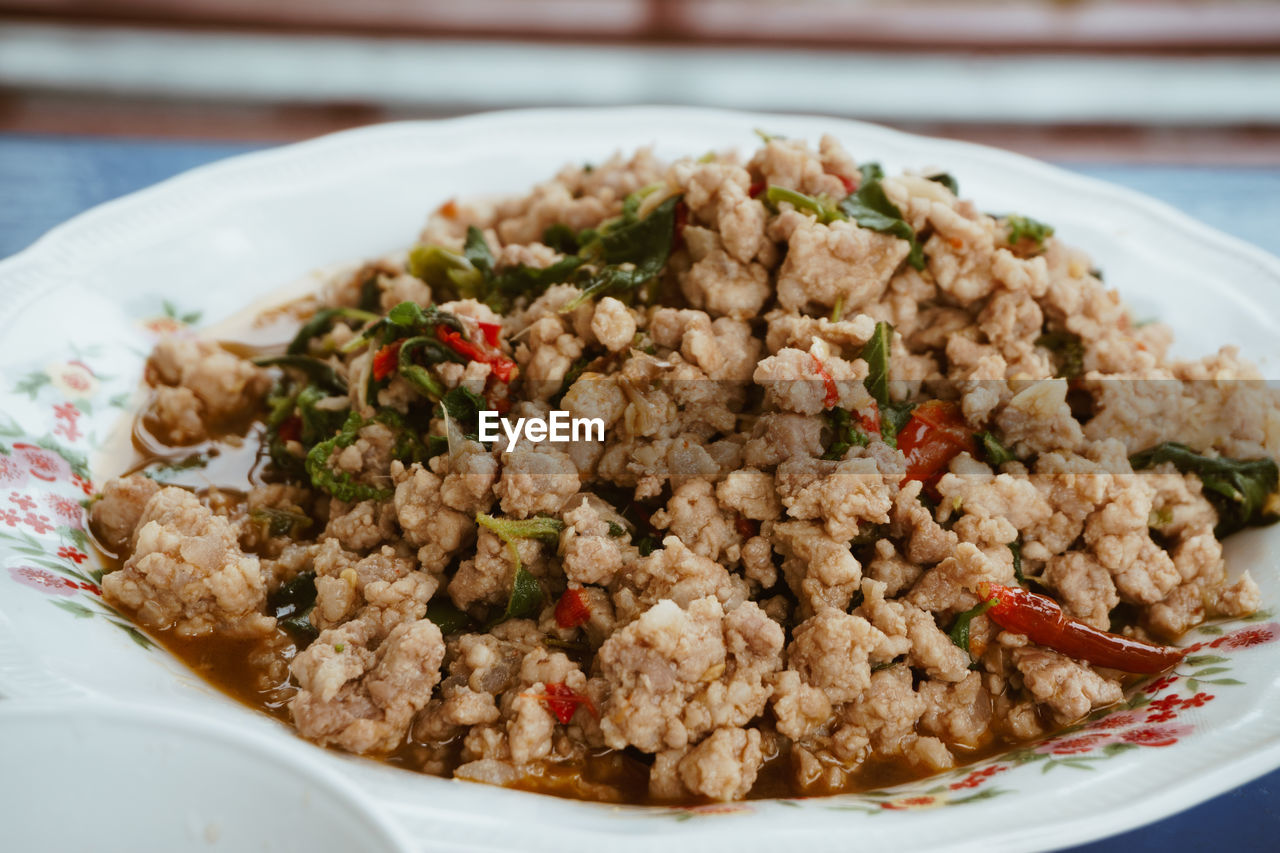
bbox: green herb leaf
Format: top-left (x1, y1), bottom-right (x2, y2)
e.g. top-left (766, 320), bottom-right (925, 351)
top-left (607, 521), bottom-right (627, 538)
top-left (305, 412), bottom-right (394, 502)
top-left (949, 599), bottom-right (995, 660)
top-left (476, 513), bottom-right (566, 545)
top-left (426, 599), bottom-right (473, 635)
top-left (860, 321), bottom-right (893, 410)
top-left (977, 431), bottom-right (1017, 466)
top-left (562, 195), bottom-right (681, 311)
top-left (839, 164), bottom-right (925, 270)
top-left (501, 566), bottom-right (543, 622)
top-left (1130, 442), bottom-right (1280, 537)
top-left (269, 572), bottom-right (318, 645)
top-left (764, 185), bottom-right (844, 225)
top-left (249, 507), bottom-right (312, 538)
top-left (253, 355), bottom-right (347, 394)
top-left (1035, 330), bottom-right (1085, 379)
top-left (879, 401), bottom-right (917, 449)
top-left (926, 172), bottom-right (959, 195)
top-left (407, 245), bottom-right (487, 301)
top-left (462, 226), bottom-right (496, 277)
top-left (287, 308), bottom-right (379, 356)
top-left (1010, 540), bottom-right (1025, 585)
top-left (1005, 214), bottom-right (1055, 249)
top-left (822, 408), bottom-right (871, 460)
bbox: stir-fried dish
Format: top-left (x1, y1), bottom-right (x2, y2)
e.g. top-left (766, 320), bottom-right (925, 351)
top-left (88, 134), bottom-right (1280, 804)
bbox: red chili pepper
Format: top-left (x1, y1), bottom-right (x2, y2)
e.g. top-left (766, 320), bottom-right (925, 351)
top-left (748, 181), bottom-right (766, 198)
top-left (811, 354), bottom-right (839, 409)
top-left (277, 415), bottom-right (302, 443)
top-left (437, 326), bottom-right (518, 384)
top-left (735, 516), bottom-right (760, 539)
top-left (535, 682), bottom-right (598, 725)
top-left (673, 200), bottom-right (689, 251)
top-left (371, 340), bottom-right (404, 381)
top-left (554, 588), bottom-right (592, 629)
top-left (477, 321), bottom-right (502, 347)
top-left (979, 582), bottom-right (1185, 674)
top-left (898, 400), bottom-right (976, 486)
top-left (836, 173), bottom-right (858, 194)
top-left (857, 400), bottom-right (881, 436)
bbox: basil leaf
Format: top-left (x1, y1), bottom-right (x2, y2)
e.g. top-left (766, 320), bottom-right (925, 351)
top-left (407, 245), bottom-right (486, 301)
top-left (476, 513), bottom-right (566, 545)
top-left (502, 566), bottom-right (543, 622)
top-left (439, 386), bottom-right (486, 432)
top-left (269, 571), bottom-right (318, 645)
top-left (879, 401), bottom-right (917, 449)
top-left (1130, 442), bottom-right (1280, 537)
top-left (1004, 214), bottom-right (1054, 248)
top-left (542, 223), bottom-right (580, 255)
top-left (305, 412), bottom-right (393, 502)
top-left (1035, 331), bottom-right (1085, 379)
top-left (926, 172), bottom-right (959, 195)
top-left (287, 308), bottom-right (379, 356)
top-left (764, 185), bottom-right (844, 225)
top-left (977, 431), bottom-right (1017, 466)
top-left (838, 164), bottom-right (925, 270)
top-left (1010, 540), bottom-right (1025, 586)
top-left (949, 599), bottom-right (994, 661)
top-left (426, 599), bottom-right (473, 635)
top-left (254, 355), bottom-right (347, 394)
top-left (563, 195), bottom-right (680, 311)
top-left (607, 521), bottom-right (626, 538)
top-left (462, 226), bottom-right (495, 278)
top-left (860, 321), bottom-right (893, 410)
top-left (248, 507), bottom-right (312, 538)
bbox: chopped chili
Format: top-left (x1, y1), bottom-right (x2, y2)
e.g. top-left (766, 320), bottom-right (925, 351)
top-left (371, 340), bottom-right (404, 381)
top-left (673, 200), bottom-right (689, 251)
top-left (535, 682), bottom-right (598, 725)
top-left (857, 400), bottom-right (881, 436)
top-left (554, 588), bottom-right (592, 630)
top-left (836, 173), bottom-right (858, 194)
top-left (748, 181), bottom-right (766, 198)
top-left (437, 326), bottom-right (517, 383)
top-left (735, 516), bottom-right (760, 539)
top-left (277, 415), bottom-right (302, 443)
top-left (476, 321), bottom-right (503, 347)
top-left (811, 354), bottom-right (840, 409)
top-left (979, 582), bottom-right (1185, 674)
top-left (898, 400), bottom-right (976, 486)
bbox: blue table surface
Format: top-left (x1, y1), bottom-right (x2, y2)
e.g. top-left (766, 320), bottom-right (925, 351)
top-left (1, 133), bottom-right (1277, 851)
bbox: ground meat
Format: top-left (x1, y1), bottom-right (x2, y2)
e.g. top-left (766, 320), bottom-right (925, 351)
top-left (101, 134), bottom-right (1272, 805)
top-left (103, 487), bottom-right (274, 638)
top-left (675, 727), bottom-right (764, 802)
top-left (787, 607), bottom-right (888, 704)
top-left (89, 474), bottom-right (160, 553)
top-left (1013, 647), bottom-right (1123, 724)
top-left (290, 617), bottom-right (445, 754)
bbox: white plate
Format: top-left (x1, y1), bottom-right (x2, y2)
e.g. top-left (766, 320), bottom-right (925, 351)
top-left (2, 107), bottom-right (1280, 853)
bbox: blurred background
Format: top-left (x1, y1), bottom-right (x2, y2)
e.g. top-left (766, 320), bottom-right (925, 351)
top-left (3, 0), bottom-right (1280, 257)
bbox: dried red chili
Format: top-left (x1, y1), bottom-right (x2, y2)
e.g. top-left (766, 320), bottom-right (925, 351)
top-left (979, 582), bottom-right (1185, 674)
top-left (554, 588), bottom-right (591, 629)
